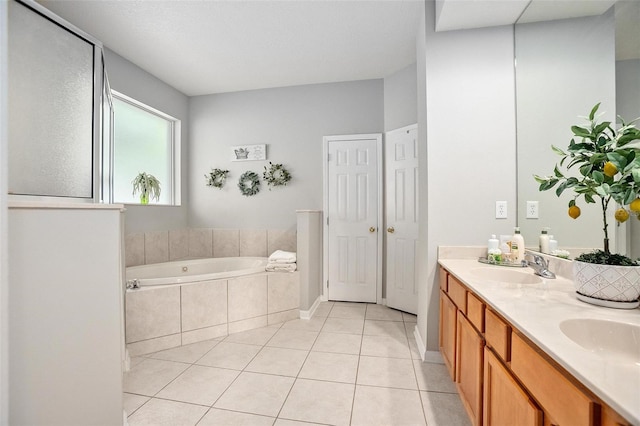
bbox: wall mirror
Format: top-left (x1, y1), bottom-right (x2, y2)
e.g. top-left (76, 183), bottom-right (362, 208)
top-left (515, 0), bottom-right (640, 258)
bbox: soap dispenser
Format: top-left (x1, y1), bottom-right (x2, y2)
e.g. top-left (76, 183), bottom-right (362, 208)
top-left (539, 228), bottom-right (550, 254)
top-left (548, 235), bottom-right (558, 253)
top-left (487, 234), bottom-right (501, 263)
top-left (511, 227), bottom-right (525, 263)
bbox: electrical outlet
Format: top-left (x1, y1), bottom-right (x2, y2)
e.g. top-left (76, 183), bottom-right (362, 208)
top-left (526, 201), bottom-right (539, 219)
top-left (495, 201), bottom-right (507, 219)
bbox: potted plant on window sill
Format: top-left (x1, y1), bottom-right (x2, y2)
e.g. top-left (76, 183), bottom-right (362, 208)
top-left (132, 172), bottom-right (161, 205)
top-left (534, 103), bottom-right (640, 309)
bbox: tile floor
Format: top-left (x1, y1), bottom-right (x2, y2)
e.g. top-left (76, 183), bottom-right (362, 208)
top-left (124, 302), bottom-right (470, 426)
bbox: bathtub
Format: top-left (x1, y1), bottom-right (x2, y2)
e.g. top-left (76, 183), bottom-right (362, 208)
top-left (126, 256), bottom-right (268, 287)
top-left (124, 256), bottom-right (300, 356)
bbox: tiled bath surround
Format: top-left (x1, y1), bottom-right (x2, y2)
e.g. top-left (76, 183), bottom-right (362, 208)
top-left (125, 228), bottom-right (297, 267)
top-left (126, 272), bottom-right (300, 356)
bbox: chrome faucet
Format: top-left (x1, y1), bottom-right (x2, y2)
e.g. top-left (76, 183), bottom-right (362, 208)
top-left (524, 251), bottom-right (556, 279)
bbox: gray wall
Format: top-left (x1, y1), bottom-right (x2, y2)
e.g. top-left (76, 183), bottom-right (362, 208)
top-left (617, 59), bottom-right (640, 259)
top-left (0, 1), bottom-right (8, 421)
top-left (418, 1), bottom-right (517, 351)
top-left (188, 79), bottom-right (384, 230)
top-left (104, 48), bottom-right (190, 234)
top-left (384, 63), bottom-right (417, 131)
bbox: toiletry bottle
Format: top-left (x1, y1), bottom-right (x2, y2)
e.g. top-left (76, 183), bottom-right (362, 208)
top-left (548, 235), bottom-right (558, 253)
top-left (487, 234), bottom-right (501, 263)
top-left (539, 228), bottom-right (550, 254)
top-left (511, 227), bottom-right (525, 263)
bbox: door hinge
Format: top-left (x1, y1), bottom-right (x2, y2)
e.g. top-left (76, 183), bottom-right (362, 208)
top-left (326, 217), bottom-right (329, 226)
top-left (327, 280), bottom-right (329, 288)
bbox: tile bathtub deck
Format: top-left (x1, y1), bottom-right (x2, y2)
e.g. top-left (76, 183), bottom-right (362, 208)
top-left (124, 302), bottom-right (470, 426)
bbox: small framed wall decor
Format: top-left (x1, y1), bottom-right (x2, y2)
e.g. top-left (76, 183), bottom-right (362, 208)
top-left (231, 144), bottom-right (266, 162)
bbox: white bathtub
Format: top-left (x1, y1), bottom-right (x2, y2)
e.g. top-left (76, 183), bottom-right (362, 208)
top-left (126, 257), bottom-right (268, 287)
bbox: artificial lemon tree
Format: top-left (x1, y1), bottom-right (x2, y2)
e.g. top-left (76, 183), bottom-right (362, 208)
top-left (534, 103), bottom-right (640, 264)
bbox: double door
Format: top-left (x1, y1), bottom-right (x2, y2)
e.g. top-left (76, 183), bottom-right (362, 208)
top-left (324, 125), bottom-right (418, 314)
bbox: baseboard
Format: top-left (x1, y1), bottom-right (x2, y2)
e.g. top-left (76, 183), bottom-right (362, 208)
top-left (412, 325), bottom-right (426, 361)
top-left (299, 296), bottom-right (322, 320)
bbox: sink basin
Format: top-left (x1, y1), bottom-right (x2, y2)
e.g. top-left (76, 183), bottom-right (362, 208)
top-left (470, 268), bottom-right (543, 284)
top-left (560, 319), bottom-right (640, 364)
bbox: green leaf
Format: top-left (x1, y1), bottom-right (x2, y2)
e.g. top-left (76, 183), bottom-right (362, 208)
top-left (624, 188), bottom-right (636, 205)
top-left (553, 165), bottom-right (565, 178)
top-left (594, 121), bottom-right (611, 136)
top-left (585, 193), bottom-right (596, 203)
top-left (551, 145), bottom-right (566, 156)
top-left (568, 199), bottom-right (576, 207)
top-left (539, 179), bottom-right (559, 191)
top-left (572, 126), bottom-right (592, 139)
top-left (555, 181), bottom-right (569, 197)
top-left (593, 170), bottom-right (605, 184)
top-left (595, 185), bottom-right (607, 197)
top-left (606, 152), bottom-right (627, 170)
top-left (579, 164), bottom-right (592, 176)
top-left (633, 169), bottom-right (640, 184)
top-left (589, 153), bottom-right (606, 164)
top-left (589, 103), bottom-right (601, 121)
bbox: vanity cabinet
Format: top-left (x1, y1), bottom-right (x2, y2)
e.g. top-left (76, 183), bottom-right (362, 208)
top-left (483, 347), bottom-right (542, 426)
top-left (438, 266), bottom-right (633, 426)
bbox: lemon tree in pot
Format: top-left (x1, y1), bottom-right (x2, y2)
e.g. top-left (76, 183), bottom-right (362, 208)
top-left (132, 172), bottom-right (161, 205)
top-left (534, 103), bottom-right (640, 308)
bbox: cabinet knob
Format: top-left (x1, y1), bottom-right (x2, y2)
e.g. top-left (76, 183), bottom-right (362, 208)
top-left (387, 227), bottom-right (395, 233)
top-left (369, 226), bottom-right (376, 233)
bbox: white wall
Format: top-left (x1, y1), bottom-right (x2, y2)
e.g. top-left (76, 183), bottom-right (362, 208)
top-left (384, 63), bottom-right (417, 131)
top-left (515, 12), bottom-right (616, 249)
top-left (189, 80), bottom-right (384, 230)
top-left (417, 1), bottom-right (517, 351)
top-left (104, 48), bottom-right (190, 234)
top-left (617, 59), bottom-right (640, 259)
top-left (0, 1), bottom-right (8, 422)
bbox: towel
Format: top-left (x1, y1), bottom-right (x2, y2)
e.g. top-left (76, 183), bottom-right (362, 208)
top-left (268, 250), bottom-right (297, 264)
top-left (265, 263), bottom-right (297, 272)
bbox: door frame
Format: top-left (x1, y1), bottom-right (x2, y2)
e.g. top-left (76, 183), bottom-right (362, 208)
top-left (322, 133), bottom-right (383, 303)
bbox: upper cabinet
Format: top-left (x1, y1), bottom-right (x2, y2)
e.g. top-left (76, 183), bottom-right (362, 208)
top-left (7, 0), bottom-right (105, 201)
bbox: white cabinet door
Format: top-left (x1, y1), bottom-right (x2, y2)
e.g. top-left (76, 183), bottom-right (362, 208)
top-left (385, 124), bottom-right (418, 314)
top-left (326, 136), bottom-right (381, 302)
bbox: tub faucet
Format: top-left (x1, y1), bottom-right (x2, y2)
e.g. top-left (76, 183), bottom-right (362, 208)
top-left (524, 251), bottom-right (556, 279)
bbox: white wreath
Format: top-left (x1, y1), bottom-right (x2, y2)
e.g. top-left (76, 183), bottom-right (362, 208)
top-left (238, 171), bottom-right (261, 196)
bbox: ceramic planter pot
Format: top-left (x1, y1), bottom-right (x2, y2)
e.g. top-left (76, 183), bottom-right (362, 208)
top-left (573, 260), bottom-right (640, 308)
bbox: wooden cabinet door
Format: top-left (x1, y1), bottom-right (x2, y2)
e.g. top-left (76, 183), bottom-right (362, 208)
top-left (439, 290), bottom-right (456, 380)
top-left (456, 312), bottom-right (484, 426)
top-left (484, 347), bottom-right (542, 426)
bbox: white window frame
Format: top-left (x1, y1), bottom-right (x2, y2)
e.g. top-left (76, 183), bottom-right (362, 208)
top-left (105, 90), bottom-right (181, 206)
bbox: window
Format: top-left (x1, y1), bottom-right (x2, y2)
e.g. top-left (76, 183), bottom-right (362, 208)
top-left (107, 91), bottom-right (180, 205)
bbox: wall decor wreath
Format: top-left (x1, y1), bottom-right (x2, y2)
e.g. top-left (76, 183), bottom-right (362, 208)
top-left (238, 171), bottom-right (261, 196)
top-left (263, 162), bottom-right (292, 189)
top-left (205, 168), bottom-right (229, 189)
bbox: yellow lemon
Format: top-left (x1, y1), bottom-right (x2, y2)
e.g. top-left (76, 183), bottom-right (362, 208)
top-left (615, 208), bottom-right (629, 223)
top-left (568, 205), bottom-right (581, 219)
top-left (603, 161), bottom-right (618, 177)
top-left (630, 198), bottom-right (640, 212)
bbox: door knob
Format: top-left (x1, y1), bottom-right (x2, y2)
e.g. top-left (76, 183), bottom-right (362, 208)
top-left (369, 226), bottom-right (376, 233)
top-left (387, 227), bottom-right (395, 233)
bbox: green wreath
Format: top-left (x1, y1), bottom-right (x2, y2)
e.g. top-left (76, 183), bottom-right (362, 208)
top-left (205, 168), bottom-right (229, 189)
top-left (263, 162), bottom-right (292, 189)
top-left (238, 171), bottom-right (261, 196)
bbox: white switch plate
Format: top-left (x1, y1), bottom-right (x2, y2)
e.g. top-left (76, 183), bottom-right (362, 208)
top-left (526, 201), bottom-right (539, 219)
top-left (495, 201), bottom-right (507, 219)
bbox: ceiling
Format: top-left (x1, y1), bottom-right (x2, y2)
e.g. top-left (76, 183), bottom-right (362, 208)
top-left (36, 0), bottom-right (637, 97)
top-left (38, 0), bottom-right (422, 97)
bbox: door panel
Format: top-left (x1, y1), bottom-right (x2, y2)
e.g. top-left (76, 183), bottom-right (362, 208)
top-left (327, 137), bottom-right (379, 302)
top-left (386, 125), bottom-right (419, 314)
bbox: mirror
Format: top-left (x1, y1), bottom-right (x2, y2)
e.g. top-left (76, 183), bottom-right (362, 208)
top-left (515, 1), bottom-right (640, 258)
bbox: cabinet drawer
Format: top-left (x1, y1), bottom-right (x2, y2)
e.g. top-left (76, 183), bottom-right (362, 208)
top-left (485, 309), bottom-right (510, 361)
top-left (511, 332), bottom-right (596, 426)
top-left (466, 292), bottom-right (484, 333)
top-left (439, 267), bottom-right (448, 292)
top-left (448, 275), bottom-right (467, 312)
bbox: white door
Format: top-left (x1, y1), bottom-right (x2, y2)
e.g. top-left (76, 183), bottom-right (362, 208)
top-left (385, 124), bottom-right (419, 314)
top-left (324, 135), bottom-right (381, 303)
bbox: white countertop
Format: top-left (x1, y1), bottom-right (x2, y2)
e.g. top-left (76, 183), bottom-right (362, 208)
top-left (438, 258), bottom-right (640, 424)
